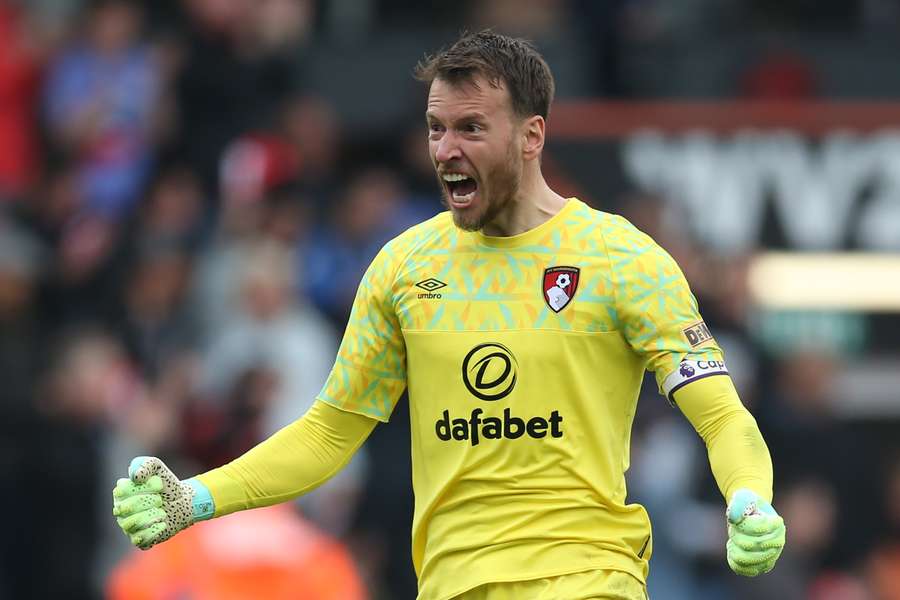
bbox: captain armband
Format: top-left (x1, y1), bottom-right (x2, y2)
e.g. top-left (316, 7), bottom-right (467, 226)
top-left (661, 359), bottom-right (729, 406)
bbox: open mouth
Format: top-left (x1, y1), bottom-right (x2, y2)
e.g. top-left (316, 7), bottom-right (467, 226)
top-left (442, 173), bottom-right (478, 207)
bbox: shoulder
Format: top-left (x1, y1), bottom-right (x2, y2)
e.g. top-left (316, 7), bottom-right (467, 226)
top-left (359, 212), bottom-right (455, 290)
top-left (561, 199), bottom-right (646, 242)
top-left (583, 208), bottom-right (680, 281)
top-left (379, 211), bottom-right (456, 261)
top-left (595, 211), bottom-right (654, 249)
top-left (563, 200), bottom-right (658, 260)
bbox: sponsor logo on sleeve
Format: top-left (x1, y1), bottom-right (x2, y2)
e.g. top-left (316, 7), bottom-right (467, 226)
top-left (683, 321), bottom-right (714, 347)
top-left (662, 359), bottom-right (729, 405)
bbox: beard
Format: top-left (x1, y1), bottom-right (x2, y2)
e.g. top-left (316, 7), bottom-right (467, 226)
top-left (440, 145), bottom-right (523, 233)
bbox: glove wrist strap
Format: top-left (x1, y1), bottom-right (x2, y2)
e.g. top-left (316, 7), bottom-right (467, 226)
top-left (185, 478), bottom-right (215, 521)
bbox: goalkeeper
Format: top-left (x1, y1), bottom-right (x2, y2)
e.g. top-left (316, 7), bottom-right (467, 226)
top-left (113, 30), bottom-right (784, 600)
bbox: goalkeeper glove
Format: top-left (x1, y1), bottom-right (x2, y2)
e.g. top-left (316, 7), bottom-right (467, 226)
top-left (112, 456), bottom-right (215, 550)
top-left (726, 488), bottom-right (786, 576)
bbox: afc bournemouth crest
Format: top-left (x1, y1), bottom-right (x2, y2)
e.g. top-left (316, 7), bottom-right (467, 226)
top-left (543, 266), bottom-right (580, 312)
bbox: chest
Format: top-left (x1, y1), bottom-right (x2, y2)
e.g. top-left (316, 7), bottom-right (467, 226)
top-left (393, 249), bottom-right (618, 334)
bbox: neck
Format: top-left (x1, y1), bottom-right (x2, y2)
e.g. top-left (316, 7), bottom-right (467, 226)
top-left (481, 166), bottom-right (567, 237)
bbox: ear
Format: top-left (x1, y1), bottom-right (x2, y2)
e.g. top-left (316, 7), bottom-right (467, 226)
top-left (521, 115), bottom-right (545, 160)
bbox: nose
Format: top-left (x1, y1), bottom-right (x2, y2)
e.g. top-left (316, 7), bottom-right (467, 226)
top-left (434, 130), bottom-right (462, 164)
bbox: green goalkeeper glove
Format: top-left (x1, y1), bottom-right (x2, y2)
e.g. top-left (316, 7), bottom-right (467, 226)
top-left (112, 456), bottom-right (215, 550)
top-left (726, 488), bottom-right (786, 576)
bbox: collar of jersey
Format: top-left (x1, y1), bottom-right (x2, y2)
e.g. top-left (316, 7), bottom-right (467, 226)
top-left (471, 197), bottom-right (580, 249)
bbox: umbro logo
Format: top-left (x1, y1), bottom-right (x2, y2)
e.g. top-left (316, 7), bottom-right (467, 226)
top-left (416, 278), bottom-right (446, 292)
top-left (415, 278), bottom-right (446, 299)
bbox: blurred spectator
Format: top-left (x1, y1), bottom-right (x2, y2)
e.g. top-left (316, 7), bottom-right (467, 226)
top-left (22, 160), bottom-right (84, 243)
top-left (219, 133), bottom-right (301, 210)
top-left (196, 240), bottom-right (373, 535)
top-left (263, 182), bottom-right (317, 248)
top-left (884, 454), bottom-right (900, 543)
top-left (16, 328), bottom-right (144, 600)
top-left (128, 165), bottom-right (207, 252)
top-left (13, 160), bottom-right (126, 329)
top-left (39, 209), bottom-right (123, 327)
top-left (571, 0), bottom-right (628, 96)
top-left (395, 121), bottom-right (446, 219)
top-left (761, 351), bottom-right (882, 569)
top-left (868, 545), bottom-right (900, 600)
top-left (107, 504), bottom-right (367, 600)
top-left (175, 0), bottom-right (313, 197)
top-left (468, 0), bottom-right (567, 38)
top-left (39, 328), bottom-right (143, 436)
top-left (398, 121), bottom-right (439, 198)
top-left (115, 242), bottom-right (197, 380)
top-left (732, 477), bottom-right (840, 599)
top-left (200, 240), bottom-right (335, 439)
top-left (191, 138), bottom-right (305, 338)
top-left (0, 216), bottom-right (46, 433)
top-left (0, 4), bottom-right (45, 200)
top-left (864, 454), bottom-right (900, 600)
top-left (808, 575), bottom-right (870, 600)
top-left (183, 365), bottom-right (279, 472)
top-left (43, 0), bottom-right (170, 219)
top-left (305, 166), bottom-right (424, 325)
top-left (0, 221), bottom-right (49, 600)
top-left (108, 168), bottom-right (204, 385)
top-left (280, 95), bottom-right (342, 203)
top-left (630, 412), bottom-right (713, 600)
top-left (0, 216), bottom-right (45, 323)
top-left (252, 0), bottom-right (315, 52)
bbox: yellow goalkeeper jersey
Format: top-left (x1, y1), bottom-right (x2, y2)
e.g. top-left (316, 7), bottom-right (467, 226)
top-left (317, 198), bottom-right (727, 600)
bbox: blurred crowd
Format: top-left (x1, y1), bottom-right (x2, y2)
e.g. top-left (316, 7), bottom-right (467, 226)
top-left (616, 192), bottom-right (900, 600)
top-left (0, 1), bottom-right (898, 599)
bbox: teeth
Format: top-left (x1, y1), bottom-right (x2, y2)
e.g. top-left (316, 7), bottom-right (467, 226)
top-left (442, 173), bottom-right (470, 182)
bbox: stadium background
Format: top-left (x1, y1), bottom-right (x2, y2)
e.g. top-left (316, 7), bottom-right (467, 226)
top-left (1, 0), bottom-right (899, 598)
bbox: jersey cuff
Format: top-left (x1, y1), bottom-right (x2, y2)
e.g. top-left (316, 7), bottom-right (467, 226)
top-left (185, 477), bottom-right (215, 521)
top-left (662, 359), bottom-right (729, 405)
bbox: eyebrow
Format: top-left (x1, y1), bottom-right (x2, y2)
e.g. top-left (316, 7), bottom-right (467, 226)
top-left (425, 111), bottom-right (489, 125)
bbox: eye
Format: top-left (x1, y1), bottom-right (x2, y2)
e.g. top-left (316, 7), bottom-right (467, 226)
top-left (464, 122), bottom-right (483, 133)
top-left (428, 122), bottom-right (444, 133)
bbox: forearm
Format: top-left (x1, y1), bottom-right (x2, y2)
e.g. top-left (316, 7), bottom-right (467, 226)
top-left (674, 376), bottom-right (773, 503)
top-left (195, 399), bottom-right (378, 517)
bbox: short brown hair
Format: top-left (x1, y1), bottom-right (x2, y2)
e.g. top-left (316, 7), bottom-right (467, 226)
top-left (414, 30), bottom-right (555, 120)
